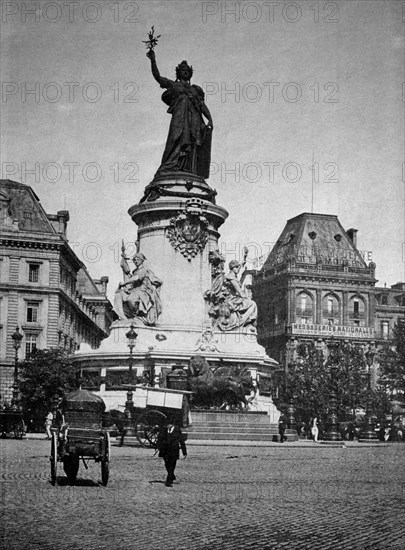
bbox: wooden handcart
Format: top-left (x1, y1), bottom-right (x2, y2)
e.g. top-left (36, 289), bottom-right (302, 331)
top-left (122, 385), bottom-right (192, 448)
top-left (50, 389), bottom-right (110, 486)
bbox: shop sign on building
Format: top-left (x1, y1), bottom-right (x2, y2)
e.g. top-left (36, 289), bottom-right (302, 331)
top-left (291, 323), bottom-right (374, 338)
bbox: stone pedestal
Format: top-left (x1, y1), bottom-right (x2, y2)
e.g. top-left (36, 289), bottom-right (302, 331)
top-left (128, 175), bottom-right (228, 329)
top-left (73, 174), bottom-right (278, 416)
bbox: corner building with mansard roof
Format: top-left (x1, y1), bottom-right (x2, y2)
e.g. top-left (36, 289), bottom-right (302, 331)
top-left (0, 180), bottom-right (116, 402)
top-left (252, 212), bottom-right (405, 370)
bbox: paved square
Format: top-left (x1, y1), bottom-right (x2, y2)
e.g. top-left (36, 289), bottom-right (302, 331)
top-left (1, 440), bottom-right (404, 549)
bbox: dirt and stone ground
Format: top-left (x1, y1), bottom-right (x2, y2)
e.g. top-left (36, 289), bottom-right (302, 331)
top-left (1, 438), bottom-right (404, 549)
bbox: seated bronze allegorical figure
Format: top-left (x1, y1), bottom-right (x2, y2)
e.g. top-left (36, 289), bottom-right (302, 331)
top-left (114, 252), bottom-right (162, 326)
top-left (204, 260), bottom-right (258, 332)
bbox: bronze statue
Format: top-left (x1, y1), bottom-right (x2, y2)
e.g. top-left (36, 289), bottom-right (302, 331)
top-left (146, 48), bottom-right (213, 179)
top-left (114, 250), bottom-right (162, 325)
top-left (188, 357), bottom-right (253, 410)
top-left (204, 252), bottom-right (257, 331)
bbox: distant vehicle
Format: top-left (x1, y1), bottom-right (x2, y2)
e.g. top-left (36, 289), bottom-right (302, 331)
top-left (0, 408), bottom-right (25, 439)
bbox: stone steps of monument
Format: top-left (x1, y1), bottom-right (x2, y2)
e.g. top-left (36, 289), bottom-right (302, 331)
top-left (185, 430), bottom-right (298, 442)
top-left (189, 412), bottom-right (270, 426)
top-left (185, 430), bottom-right (277, 442)
top-left (188, 425), bottom-right (278, 434)
top-left (190, 421), bottom-right (276, 429)
top-left (186, 411), bottom-right (299, 442)
top-left (186, 422), bottom-right (298, 442)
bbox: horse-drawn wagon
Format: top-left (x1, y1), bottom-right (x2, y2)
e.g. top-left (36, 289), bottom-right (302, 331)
top-left (50, 389), bottom-right (110, 486)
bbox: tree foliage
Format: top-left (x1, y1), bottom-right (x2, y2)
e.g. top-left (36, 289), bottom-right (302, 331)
top-left (378, 322), bottom-right (405, 400)
top-left (18, 348), bottom-right (78, 429)
top-left (272, 340), bottom-right (373, 426)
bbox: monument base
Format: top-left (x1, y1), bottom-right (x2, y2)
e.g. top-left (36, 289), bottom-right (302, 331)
top-left (72, 320), bottom-right (279, 417)
top-left (72, 170), bottom-right (281, 428)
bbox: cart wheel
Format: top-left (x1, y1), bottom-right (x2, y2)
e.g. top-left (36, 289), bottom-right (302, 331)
top-left (50, 432), bottom-right (58, 485)
top-left (101, 432), bottom-right (110, 486)
top-left (14, 419), bottom-right (25, 439)
top-left (136, 410), bottom-right (167, 448)
top-left (63, 455), bottom-right (79, 484)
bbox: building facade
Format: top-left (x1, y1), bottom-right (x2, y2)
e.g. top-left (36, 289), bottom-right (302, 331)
top-left (252, 212), bottom-right (405, 369)
top-left (0, 179), bottom-right (116, 401)
top-left (373, 282), bottom-right (405, 343)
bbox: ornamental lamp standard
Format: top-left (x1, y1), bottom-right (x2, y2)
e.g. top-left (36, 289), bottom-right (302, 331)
top-left (323, 339), bottom-right (342, 442)
top-left (123, 324), bottom-right (138, 437)
top-left (360, 348), bottom-right (378, 441)
top-left (11, 327), bottom-right (23, 410)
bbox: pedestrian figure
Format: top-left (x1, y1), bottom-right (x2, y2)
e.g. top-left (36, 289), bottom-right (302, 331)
top-left (347, 423), bottom-right (355, 441)
top-left (156, 423), bottom-right (187, 487)
top-left (377, 424), bottom-right (385, 442)
top-left (278, 413), bottom-right (287, 443)
top-left (311, 417), bottom-right (319, 442)
top-left (393, 418), bottom-right (403, 442)
top-left (44, 411), bottom-right (53, 439)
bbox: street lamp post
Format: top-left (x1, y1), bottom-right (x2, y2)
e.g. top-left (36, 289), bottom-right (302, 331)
top-left (123, 324), bottom-right (138, 437)
top-left (287, 400), bottom-right (297, 432)
top-left (323, 340), bottom-right (342, 442)
top-left (360, 348), bottom-right (378, 441)
top-left (11, 327), bottom-right (23, 410)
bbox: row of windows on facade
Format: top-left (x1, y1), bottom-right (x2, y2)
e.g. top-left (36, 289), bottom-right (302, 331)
top-left (265, 294), bottom-right (392, 337)
top-left (59, 302), bottom-right (95, 342)
top-left (27, 262), bottom-right (97, 322)
top-left (60, 265), bottom-right (76, 296)
top-left (15, 329), bottom-right (100, 361)
top-left (296, 294), bottom-right (391, 336)
top-left (28, 262), bottom-right (75, 295)
top-left (267, 294), bottom-right (366, 325)
top-left (26, 300), bottom-right (99, 344)
top-left (296, 293), bottom-right (405, 311)
top-left (263, 294), bottom-right (365, 316)
top-left (297, 294), bottom-right (365, 314)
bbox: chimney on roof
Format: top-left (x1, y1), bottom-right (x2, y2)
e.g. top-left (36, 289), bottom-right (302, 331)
top-left (347, 228), bottom-right (358, 247)
top-left (391, 282), bottom-right (405, 291)
top-left (95, 276), bottom-right (109, 295)
top-left (56, 210), bottom-right (69, 238)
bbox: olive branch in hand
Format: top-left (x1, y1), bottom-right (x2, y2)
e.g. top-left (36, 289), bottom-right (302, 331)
top-left (143, 26), bottom-right (161, 51)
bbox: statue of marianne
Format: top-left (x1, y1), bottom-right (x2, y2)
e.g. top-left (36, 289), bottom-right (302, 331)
top-left (146, 49), bottom-right (213, 179)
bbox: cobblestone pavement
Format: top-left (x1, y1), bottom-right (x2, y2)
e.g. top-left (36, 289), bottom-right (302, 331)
top-left (1, 439), bottom-right (404, 550)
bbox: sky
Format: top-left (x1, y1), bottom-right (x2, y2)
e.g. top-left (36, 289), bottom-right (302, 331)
top-left (1, 0), bottom-right (404, 300)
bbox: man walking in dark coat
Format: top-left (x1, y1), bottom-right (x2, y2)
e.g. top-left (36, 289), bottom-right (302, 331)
top-left (157, 423), bottom-right (187, 487)
top-left (278, 413), bottom-right (287, 443)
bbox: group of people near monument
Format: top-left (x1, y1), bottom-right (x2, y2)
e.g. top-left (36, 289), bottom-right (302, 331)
top-left (286, 417), bottom-right (404, 442)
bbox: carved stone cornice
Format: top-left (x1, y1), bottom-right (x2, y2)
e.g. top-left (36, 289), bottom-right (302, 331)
top-left (0, 238), bottom-right (61, 251)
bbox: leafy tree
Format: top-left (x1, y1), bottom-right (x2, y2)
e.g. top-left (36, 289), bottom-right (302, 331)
top-left (272, 340), bottom-right (371, 427)
top-left (18, 348), bottom-right (78, 430)
top-left (378, 322), bottom-right (405, 400)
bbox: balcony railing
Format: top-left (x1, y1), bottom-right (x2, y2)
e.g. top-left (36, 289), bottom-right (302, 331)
top-left (322, 310), bottom-right (340, 317)
top-left (349, 312), bottom-right (366, 319)
top-left (296, 308), bottom-right (314, 316)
